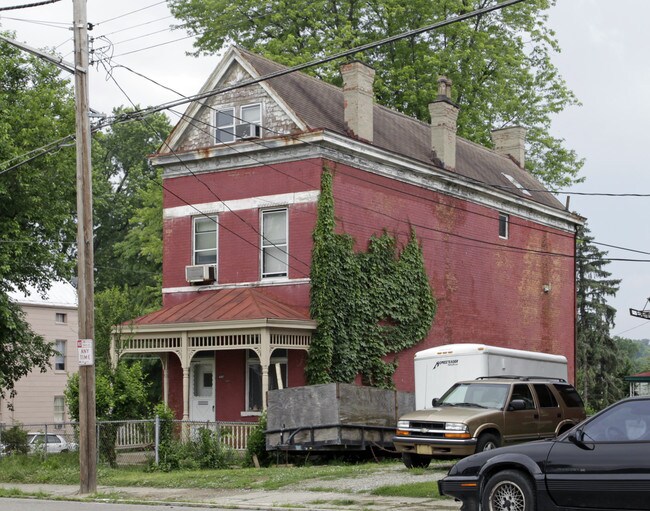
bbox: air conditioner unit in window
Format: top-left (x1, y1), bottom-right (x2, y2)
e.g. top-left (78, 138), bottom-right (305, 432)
top-left (185, 265), bottom-right (216, 284)
top-left (235, 122), bottom-right (261, 140)
top-left (54, 423), bottom-right (63, 430)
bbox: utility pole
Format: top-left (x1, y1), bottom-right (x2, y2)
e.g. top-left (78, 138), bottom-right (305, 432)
top-left (72, 0), bottom-right (96, 494)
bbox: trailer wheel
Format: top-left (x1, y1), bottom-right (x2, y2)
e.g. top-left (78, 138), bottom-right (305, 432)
top-left (401, 452), bottom-right (431, 469)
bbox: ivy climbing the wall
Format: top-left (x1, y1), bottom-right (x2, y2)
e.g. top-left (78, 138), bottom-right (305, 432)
top-left (306, 167), bottom-right (437, 388)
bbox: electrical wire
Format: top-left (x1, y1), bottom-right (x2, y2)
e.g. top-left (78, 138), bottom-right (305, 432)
top-left (97, 0), bottom-right (529, 127)
top-left (0, 0), bottom-right (62, 12)
top-left (7, 1), bottom-right (644, 264)
top-left (93, 1), bottom-right (167, 26)
top-left (97, 59), bottom-right (311, 277)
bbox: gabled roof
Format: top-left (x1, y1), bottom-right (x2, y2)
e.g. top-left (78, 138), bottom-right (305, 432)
top-left (129, 287), bottom-right (311, 326)
top-left (163, 46), bottom-right (564, 211)
top-left (237, 47), bottom-right (564, 211)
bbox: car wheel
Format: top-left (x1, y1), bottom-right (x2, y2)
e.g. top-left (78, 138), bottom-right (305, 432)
top-left (401, 452), bottom-right (431, 469)
top-left (482, 469), bottom-right (535, 511)
top-left (476, 432), bottom-right (500, 453)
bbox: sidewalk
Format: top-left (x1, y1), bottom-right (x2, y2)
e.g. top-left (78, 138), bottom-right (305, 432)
top-left (0, 482), bottom-right (461, 510)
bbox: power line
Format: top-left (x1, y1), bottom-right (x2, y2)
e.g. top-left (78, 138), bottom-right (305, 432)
top-left (94, 1), bottom-right (166, 26)
top-left (104, 58), bottom-right (650, 263)
top-left (98, 0), bottom-right (529, 127)
top-left (97, 60), bottom-right (311, 278)
top-left (0, 0), bottom-right (62, 12)
top-left (94, 14), bottom-right (173, 38)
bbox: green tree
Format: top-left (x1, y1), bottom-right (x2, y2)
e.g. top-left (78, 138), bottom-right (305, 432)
top-left (0, 34), bottom-right (76, 399)
top-left (576, 224), bottom-right (628, 411)
top-left (169, 0), bottom-right (582, 188)
top-left (65, 361), bottom-right (150, 466)
top-left (92, 108), bottom-right (170, 295)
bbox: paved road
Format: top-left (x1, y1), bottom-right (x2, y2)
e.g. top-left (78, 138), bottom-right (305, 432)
top-left (0, 498), bottom-right (234, 511)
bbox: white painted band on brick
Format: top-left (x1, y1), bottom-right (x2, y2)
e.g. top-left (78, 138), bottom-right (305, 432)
top-left (162, 277), bottom-right (311, 295)
top-left (163, 190), bottom-right (320, 219)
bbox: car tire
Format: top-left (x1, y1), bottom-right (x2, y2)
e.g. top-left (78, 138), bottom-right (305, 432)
top-left (401, 452), bottom-right (431, 469)
top-left (476, 432), bottom-right (500, 453)
top-left (482, 469), bottom-right (535, 511)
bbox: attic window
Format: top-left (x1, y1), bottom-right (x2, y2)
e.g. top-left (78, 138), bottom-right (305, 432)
top-left (501, 173), bottom-right (532, 196)
top-left (215, 108), bottom-right (235, 143)
top-left (215, 104), bottom-right (262, 144)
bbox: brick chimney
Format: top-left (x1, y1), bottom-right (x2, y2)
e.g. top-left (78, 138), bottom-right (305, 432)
top-left (428, 77), bottom-right (459, 170)
top-left (491, 126), bottom-right (527, 168)
top-left (340, 60), bottom-right (375, 143)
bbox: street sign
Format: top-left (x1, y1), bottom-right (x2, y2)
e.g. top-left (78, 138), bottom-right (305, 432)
top-left (77, 338), bottom-right (94, 366)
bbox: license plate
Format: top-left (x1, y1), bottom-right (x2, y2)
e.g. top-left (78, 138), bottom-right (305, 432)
top-left (416, 445), bottom-right (433, 455)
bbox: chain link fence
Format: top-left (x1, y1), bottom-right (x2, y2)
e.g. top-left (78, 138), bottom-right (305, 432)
top-left (1, 419), bottom-right (257, 468)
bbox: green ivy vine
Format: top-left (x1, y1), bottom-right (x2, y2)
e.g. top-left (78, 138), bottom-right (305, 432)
top-left (306, 167), bottom-right (437, 388)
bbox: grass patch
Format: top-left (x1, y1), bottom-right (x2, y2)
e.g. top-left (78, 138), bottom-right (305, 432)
top-left (370, 481), bottom-right (443, 499)
top-left (0, 455), bottom-right (403, 491)
top-left (0, 487), bottom-right (50, 498)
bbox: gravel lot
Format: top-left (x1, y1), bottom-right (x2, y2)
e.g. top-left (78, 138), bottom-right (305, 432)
top-left (291, 460), bottom-right (455, 493)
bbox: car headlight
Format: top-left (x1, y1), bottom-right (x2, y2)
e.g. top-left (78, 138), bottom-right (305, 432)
top-left (397, 420), bottom-right (410, 429)
top-left (444, 422), bottom-right (471, 439)
top-left (445, 422), bottom-right (468, 432)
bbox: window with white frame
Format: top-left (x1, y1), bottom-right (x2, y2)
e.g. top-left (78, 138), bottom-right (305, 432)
top-left (54, 396), bottom-right (65, 423)
top-left (246, 349), bottom-right (288, 412)
top-left (55, 312), bottom-right (67, 324)
top-left (261, 208), bottom-right (288, 279)
top-left (215, 108), bottom-right (235, 143)
top-left (241, 104), bottom-right (261, 130)
top-left (215, 104), bottom-right (261, 144)
top-left (499, 213), bottom-right (509, 239)
top-left (54, 340), bottom-right (66, 371)
top-left (193, 215), bottom-right (218, 265)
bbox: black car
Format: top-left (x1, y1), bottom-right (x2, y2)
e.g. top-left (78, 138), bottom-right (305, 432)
top-left (438, 396), bottom-right (650, 511)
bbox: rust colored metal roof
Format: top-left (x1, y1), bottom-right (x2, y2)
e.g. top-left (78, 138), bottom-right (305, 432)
top-left (131, 288), bottom-right (311, 326)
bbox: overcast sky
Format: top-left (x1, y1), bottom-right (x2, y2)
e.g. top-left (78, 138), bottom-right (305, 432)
top-left (1, 0), bottom-right (648, 341)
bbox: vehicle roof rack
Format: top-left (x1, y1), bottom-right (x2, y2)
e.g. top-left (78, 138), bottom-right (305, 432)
top-left (475, 375), bottom-right (567, 382)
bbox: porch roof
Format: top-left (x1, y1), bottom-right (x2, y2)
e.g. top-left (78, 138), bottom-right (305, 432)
top-left (624, 371), bottom-right (650, 383)
top-left (129, 288), bottom-right (311, 326)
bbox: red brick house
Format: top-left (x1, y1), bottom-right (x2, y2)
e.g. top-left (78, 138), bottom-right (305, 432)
top-left (113, 46), bottom-right (581, 423)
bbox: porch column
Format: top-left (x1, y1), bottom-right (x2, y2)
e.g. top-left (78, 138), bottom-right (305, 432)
top-left (182, 366), bottom-right (190, 421)
top-left (161, 353), bottom-right (169, 406)
top-left (181, 331), bottom-right (190, 421)
top-left (260, 328), bottom-right (271, 409)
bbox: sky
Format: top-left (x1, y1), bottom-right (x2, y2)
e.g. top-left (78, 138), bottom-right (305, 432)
top-left (1, 0), bottom-right (649, 341)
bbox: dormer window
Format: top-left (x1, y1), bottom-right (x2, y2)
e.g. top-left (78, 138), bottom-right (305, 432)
top-left (215, 104), bottom-right (262, 144)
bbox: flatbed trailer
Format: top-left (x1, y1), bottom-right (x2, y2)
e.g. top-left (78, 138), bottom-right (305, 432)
top-left (265, 383), bottom-right (414, 453)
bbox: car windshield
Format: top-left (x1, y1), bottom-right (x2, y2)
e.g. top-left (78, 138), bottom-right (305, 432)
top-left (439, 383), bottom-right (509, 409)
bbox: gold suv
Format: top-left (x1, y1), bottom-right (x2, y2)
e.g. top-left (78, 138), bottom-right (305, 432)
top-left (393, 376), bottom-right (586, 468)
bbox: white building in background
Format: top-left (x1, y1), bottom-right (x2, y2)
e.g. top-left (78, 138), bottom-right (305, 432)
top-left (1, 281), bottom-right (78, 425)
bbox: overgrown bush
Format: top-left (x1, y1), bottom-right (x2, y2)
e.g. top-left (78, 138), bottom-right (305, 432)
top-left (0, 425), bottom-right (29, 455)
top-left (148, 413), bottom-right (237, 472)
top-left (244, 412), bottom-right (271, 467)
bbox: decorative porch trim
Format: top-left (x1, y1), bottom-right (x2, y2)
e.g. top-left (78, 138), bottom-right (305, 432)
top-left (111, 318), bottom-right (315, 416)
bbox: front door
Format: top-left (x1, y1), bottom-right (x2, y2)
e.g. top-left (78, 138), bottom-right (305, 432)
top-left (190, 359), bottom-right (215, 422)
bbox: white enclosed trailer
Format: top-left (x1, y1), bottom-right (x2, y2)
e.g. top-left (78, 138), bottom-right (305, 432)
top-left (414, 343), bottom-right (568, 410)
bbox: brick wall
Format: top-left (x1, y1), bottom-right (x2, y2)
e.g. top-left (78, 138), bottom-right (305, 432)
top-left (162, 155), bottom-right (576, 397)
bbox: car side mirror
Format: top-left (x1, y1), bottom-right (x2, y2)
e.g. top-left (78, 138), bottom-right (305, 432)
top-left (431, 398), bottom-right (439, 407)
top-left (568, 428), bottom-right (594, 451)
top-left (508, 399), bottom-right (526, 411)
